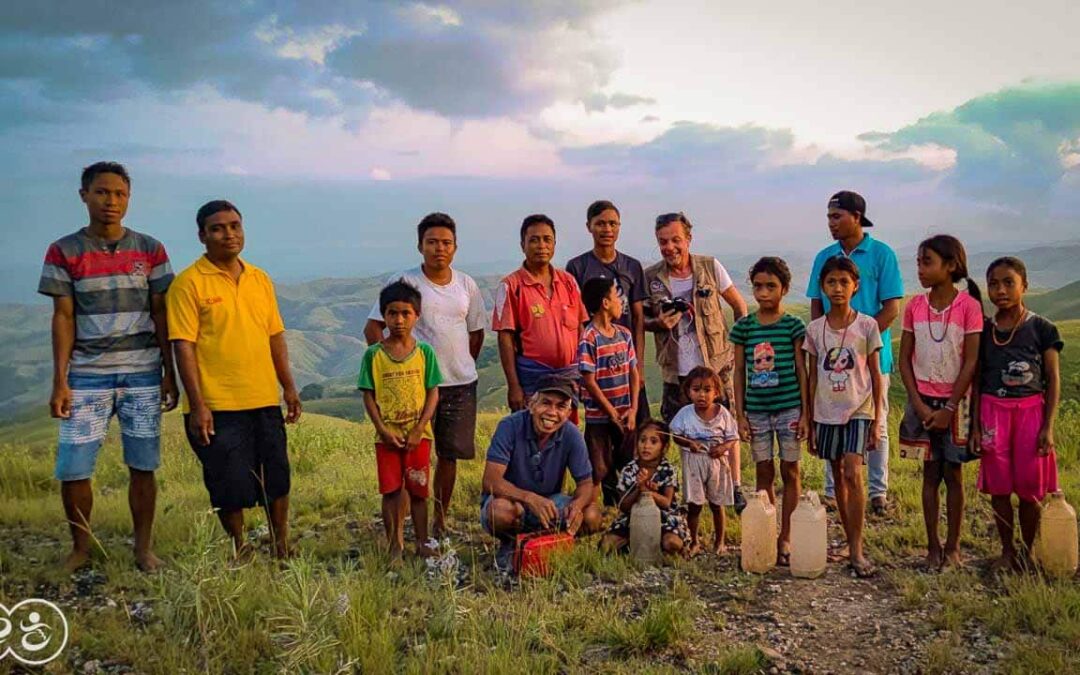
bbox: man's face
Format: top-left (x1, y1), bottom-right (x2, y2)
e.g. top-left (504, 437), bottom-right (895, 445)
top-left (587, 208), bottom-right (620, 248)
top-left (419, 226), bottom-right (456, 271)
top-left (199, 210), bottom-right (245, 258)
top-left (384, 300), bottom-right (419, 337)
top-left (827, 207), bottom-right (860, 241)
top-left (529, 391), bottom-right (573, 434)
top-left (522, 223), bottom-right (556, 266)
top-left (655, 222), bottom-right (691, 268)
top-left (80, 173), bottom-right (130, 226)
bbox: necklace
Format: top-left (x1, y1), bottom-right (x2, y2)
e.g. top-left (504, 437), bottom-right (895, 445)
top-left (992, 308), bottom-right (1027, 347)
top-left (926, 291), bottom-right (956, 343)
top-left (821, 308), bottom-right (856, 354)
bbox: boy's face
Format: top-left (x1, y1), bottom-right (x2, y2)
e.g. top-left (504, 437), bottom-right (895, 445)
top-left (587, 208), bottom-right (620, 248)
top-left (80, 172), bottom-right (130, 227)
top-left (199, 210), bottom-right (245, 258)
top-left (987, 266), bottom-right (1025, 311)
top-left (688, 379), bottom-right (716, 410)
top-left (827, 207), bottom-right (860, 241)
top-left (604, 284), bottom-right (623, 318)
top-left (636, 427), bottom-right (665, 463)
top-left (822, 270), bottom-right (858, 307)
top-left (751, 272), bottom-right (786, 310)
top-left (383, 300), bottom-right (419, 337)
top-left (521, 224), bottom-right (555, 266)
top-left (419, 226), bottom-right (456, 271)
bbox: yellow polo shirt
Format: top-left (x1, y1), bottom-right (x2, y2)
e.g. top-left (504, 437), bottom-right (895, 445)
top-left (167, 256), bottom-right (285, 412)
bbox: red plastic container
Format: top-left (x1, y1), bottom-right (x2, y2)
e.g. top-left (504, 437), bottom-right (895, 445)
top-left (513, 531), bottom-right (574, 577)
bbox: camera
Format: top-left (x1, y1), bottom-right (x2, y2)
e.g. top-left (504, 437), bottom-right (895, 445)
top-left (660, 297), bottom-right (691, 314)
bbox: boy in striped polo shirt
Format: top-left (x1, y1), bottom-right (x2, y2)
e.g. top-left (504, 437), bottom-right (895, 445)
top-left (730, 257), bottom-right (809, 565)
top-left (579, 277), bottom-right (640, 504)
top-left (38, 162), bottom-right (176, 572)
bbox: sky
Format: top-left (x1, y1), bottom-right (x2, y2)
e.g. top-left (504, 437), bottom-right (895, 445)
top-left (2, 0), bottom-right (1080, 302)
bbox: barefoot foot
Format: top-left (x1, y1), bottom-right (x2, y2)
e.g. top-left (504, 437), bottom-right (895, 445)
top-left (990, 552), bottom-right (1016, 575)
top-left (63, 549), bottom-right (91, 573)
top-left (940, 549), bottom-right (963, 570)
top-left (135, 550), bottom-right (164, 572)
top-left (924, 547), bottom-right (943, 570)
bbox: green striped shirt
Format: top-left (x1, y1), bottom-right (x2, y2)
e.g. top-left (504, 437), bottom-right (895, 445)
top-left (729, 313), bottom-right (806, 413)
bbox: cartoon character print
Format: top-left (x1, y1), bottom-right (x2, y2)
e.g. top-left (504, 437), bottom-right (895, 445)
top-left (823, 346), bottom-right (855, 393)
top-left (1001, 361), bottom-right (1034, 388)
top-left (749, 342), bottom-right (780, 388)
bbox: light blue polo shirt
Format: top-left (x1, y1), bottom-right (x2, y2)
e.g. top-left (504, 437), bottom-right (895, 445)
top-left (806, 233), bottom-right (904, 373)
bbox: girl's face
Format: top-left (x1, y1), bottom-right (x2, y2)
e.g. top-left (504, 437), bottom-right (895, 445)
top-left (916, 247), bottom-right (953, 289)
top-left (751, 271), bottom-right (786, 310)
top-left (822, 270), bottom-right (858, 307)
top-left (688, 379), bottom-right (717, 410)
top-left (637, 427), bottom-right (665, 463)
top-left (987, 265), bottom-right (1026, 311)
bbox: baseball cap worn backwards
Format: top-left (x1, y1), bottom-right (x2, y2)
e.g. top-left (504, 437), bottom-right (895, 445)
top-left (828, 190), bottom-right (874, 228)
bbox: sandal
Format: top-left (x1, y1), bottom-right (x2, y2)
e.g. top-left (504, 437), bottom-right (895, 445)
top-left (850, 560), bottom-right (877, 578)
top-left (776, 552), bottom-right (791, 567)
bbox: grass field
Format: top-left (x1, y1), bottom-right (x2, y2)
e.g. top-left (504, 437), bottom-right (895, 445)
top-left (1, 396), bottom-right (1079, 673)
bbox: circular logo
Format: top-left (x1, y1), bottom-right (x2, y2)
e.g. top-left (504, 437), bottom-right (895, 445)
top-left (0, 599), bottom-right (69, 666)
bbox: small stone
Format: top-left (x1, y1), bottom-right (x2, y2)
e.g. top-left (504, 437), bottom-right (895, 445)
top-left (83, 660), bottom-right (101, 674)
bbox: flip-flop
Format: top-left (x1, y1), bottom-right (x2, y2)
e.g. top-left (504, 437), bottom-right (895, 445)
top-left (776, 552), bottom-right (791, 567)
top-left (850, 560), bottom-right (877, 578)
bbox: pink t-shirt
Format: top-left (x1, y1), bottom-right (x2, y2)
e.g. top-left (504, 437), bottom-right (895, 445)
top-left (901, 290), bottom-right (983, 398)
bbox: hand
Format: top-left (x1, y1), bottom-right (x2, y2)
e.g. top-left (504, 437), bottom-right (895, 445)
top-left (405, 425), bottom-right (425, 452)
top-left (160, 372), bottom-right (179, 412)
top-left (657, 309), bottom-right (682, 331)
top-left (1037, 425), bottom-right (1056, 457)
top-left (507, 383), bottom-right (526, 411)
top-left (283, 387), bottom-right (302, 423)
top-left (636, 467), bottom-right (655, 491)
top-left (189, 403), bottom-right (215, 447)
top-left (49, 381), bottom-right (72, 419)
top-left (969, 423), bottom-right (982, 458)
top-left (526, 494), bottom-right (559, 529)
top-left (378, 428), bottom-right (405, 450)
top-left (623, 407), bottom-right (638, 433)
top-left (807, 431), bottom-right (819, 458)
top-left (914, 400), bottom-right (934, 425)
top-left (737, 415), bottom-right (751, 443)
top-left (688, 440), bottom-right (707, 454)
top-left (708, 443), bottom-right (726, 460)
top-left (565, 502), bottom-right (584, 535)
top-left (797, 415), bottom-right (810, 442)
top-left (867, 419), bottom-right (882, 450)
top-left (923, 407), bottom-right (953, 432)
top-left (608, 410), bottom-right (627, 434)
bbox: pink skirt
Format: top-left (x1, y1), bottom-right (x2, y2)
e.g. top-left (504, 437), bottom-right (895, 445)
top-left (977, 394), bottom-right (1058, 502)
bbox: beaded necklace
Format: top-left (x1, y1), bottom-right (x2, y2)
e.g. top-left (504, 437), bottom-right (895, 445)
top-left (926, 290), bottom-right (958, 344)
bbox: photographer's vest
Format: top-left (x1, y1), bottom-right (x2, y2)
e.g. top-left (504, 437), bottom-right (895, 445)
top-left (644, 254), bottom-right (733, 385)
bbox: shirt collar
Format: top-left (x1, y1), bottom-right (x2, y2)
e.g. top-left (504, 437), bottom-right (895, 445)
top-left (516, 265), bottom-right (565, 289)
top-left (196, 254), bottom-right (246, 276)
top-left (832, 232), bottom-right (874, 257)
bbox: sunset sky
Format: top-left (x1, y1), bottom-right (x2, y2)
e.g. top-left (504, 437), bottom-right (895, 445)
top-left (3, 0), bottom-right (1079, 300)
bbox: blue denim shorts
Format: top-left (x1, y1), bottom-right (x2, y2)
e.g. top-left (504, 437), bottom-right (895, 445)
top-left (55, 370), bottom-right (162, 481)
top-left (480, 492), bottom-right (574, 537)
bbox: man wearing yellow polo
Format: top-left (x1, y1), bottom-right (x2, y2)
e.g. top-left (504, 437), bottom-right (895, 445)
top-left (167, 200), bottom-right (301, 560)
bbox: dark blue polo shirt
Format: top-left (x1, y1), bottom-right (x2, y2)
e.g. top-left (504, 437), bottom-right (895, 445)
top-left (484, 410), bottom-right (592, 496)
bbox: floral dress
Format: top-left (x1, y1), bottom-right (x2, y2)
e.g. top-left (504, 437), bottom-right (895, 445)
top-left (608, 458), bottom-right (689, 541)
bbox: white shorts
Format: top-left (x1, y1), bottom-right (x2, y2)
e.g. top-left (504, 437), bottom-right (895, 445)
top-left (681, 449), bottom-right (733, 506)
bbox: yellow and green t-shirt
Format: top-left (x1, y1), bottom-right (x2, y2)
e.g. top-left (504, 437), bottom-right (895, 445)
top-left (357, 341), bottom-right (442, 438)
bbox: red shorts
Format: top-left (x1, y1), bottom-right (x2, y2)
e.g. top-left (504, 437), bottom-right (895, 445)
top-left (376, 439), bottom-right (431, 498)
top-left (977, 394), bottom-right (1058, 502)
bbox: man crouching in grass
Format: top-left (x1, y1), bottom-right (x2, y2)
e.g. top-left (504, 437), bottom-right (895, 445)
top-left (480, 375), bottom-right (603, 572)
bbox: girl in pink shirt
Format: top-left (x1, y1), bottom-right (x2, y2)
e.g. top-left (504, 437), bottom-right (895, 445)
top-left (898, 235), bottom-right (983, 570)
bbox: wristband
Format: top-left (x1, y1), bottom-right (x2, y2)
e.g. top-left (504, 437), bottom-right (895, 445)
top-left (943, 402), bottom-right (957, 412)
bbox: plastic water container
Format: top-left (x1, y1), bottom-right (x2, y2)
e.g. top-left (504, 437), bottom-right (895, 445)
top-left (1033, 491), bottom-right (1078, 579)
top-left (741, 490), bottom-right (778, 573)
top-left (629, 492), bottom-right (662, 565)
top-left (790, 491), bottom-right (828, 578)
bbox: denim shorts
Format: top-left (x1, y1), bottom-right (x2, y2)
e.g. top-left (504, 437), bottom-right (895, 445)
top-left (480, 492), bottom-right (574, 537)
top-left (747, 407), bottom-right (803, 463)
top-left (55, 370), bottom-right (162, 481)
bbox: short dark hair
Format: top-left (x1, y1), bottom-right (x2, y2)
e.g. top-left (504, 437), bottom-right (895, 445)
top-left (379, 279), bottom-right (422, 315)
top-left (586, 200), bottom-right (620, 222)
top-left (520, 214), bottom-right (555, 244)
top-left (682, 365), bottom-right (722, 397)
top-left (196, 200), bottom-right (242, 233)
top-left (81, 162), bottom-right (130, 191)
top-left (818, 256), bottom-right (860, 286)
top-left (417, 212), bottom-right (457, 246)
top-left (582, 277), bottom-right (616, 315)
top-left (655, 212), bottom-right (692, 233)
top-left (749, 256), bottom-right (793, 291)
top-left (986, 256), bottom-right (1028, 286)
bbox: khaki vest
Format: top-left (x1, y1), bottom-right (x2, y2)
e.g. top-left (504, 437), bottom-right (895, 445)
top-left (644, 254), bottom-right (733, 384)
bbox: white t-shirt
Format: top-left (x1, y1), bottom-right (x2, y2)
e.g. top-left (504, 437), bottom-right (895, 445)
top-left (803, 313), bottom-right (883, 424)
top-left (670, 403), bottom-right (740, 446)
top-left (367, 267), bottom-right (487, 386)
top-left (670, 259), bottom-right (734, 377)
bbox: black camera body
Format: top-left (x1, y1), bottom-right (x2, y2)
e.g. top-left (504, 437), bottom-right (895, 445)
top-left (659, 297), bottom-right (691, 314)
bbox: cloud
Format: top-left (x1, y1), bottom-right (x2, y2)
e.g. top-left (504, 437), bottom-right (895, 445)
top-left (861, 82), bottom-right (1080, 204)
top-left (580, 92), bottom-right (656, 112)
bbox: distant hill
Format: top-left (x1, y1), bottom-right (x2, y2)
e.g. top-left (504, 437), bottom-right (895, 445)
top-left (1027, 280), bottom-right (1080, 321)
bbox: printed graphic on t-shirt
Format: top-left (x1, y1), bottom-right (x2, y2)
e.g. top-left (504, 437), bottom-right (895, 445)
top-left (825, 346), bottom-right (855, 393)
top-left (1001, 361), bottom-right (1034, 388)
top-left (750, 342), bottom-right (780, 388)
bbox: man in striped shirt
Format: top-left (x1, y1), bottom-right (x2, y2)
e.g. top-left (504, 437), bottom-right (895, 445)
top-left (38, 162), bottom-right (176, 572)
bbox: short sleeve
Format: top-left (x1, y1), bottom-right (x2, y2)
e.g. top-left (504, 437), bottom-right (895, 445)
top-left (356, 346), bottom-right (377, 391)
top-left (366, 298), bottom-right (383, 323)
top-left (147, 241), bottom-right (174, 295)
top-left (491, 279), bottom-right (518, 332)
top-left (669, 406), bottom-right (690, 436)
top-left (806, 250), bottom-right (826, 300)
top-left (790, 316), bottom-right (806, 341)
top-left (565, 426), bottom-right (593, 483)
top-left (866, 317), bottom-right (884, 354)
top-left (578, 330), bottom-right (597, 373)
top-left (962, 296), bottom-right (984, 333)
top-left (877, 244), bottom-right (905, 301)
top-left (166, 275), bottom-right (200, 342)
top-left (803, 322), bottom-right (819, 356)
top-left (421, 342), bottom-right (443, 389)
top-left (465, 275), bottom-right (487, 332)
top-left (485, 416), bottom-right (515, 466)
top-left (569, 276), bottom-right (588, 323)
top-left (625, 329), bottom-right (638, 368)
top-left (266, 277), bottom-right (286, 336)
top-left (629, 258), bottom-right (648, 303)
top-left (901, 298), bottom-right (917, 332)
top-left (657, 461), bottom-right (678, 492)
top-left (616, 462), bottom-right (637, 494)
top-left (564, 256), bottom-right (584, 289)
top-left (712, 259), bottom-right (734, 292)
top-left (728, 318), bottom-right (747, 345)
top-left (716, 409), bottom-right (739, 442)
top-left (1036, 317), bottom-right (1064, 353)
top-left (38, 243), bottom-right (73, 297)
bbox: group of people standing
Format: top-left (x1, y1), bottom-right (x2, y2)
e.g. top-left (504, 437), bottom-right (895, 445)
top-left (41, 161), bottom-right (1063, 579)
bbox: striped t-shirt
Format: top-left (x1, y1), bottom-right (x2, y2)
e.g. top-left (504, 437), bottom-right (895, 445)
top-left (729, 312), bottom-right (806, 413)
top-left (38, 227), bottom-right (173, 375)
top-left (578, 322), bottom-right (638, 422)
